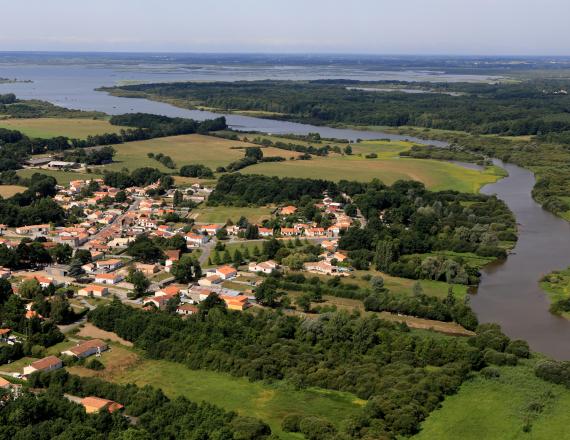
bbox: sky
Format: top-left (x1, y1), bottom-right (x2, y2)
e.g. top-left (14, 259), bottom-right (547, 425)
top-left (1, 0), bottom-right (569, 55)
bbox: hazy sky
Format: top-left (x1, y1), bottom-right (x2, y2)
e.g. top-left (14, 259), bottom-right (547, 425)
top-left (1, 0), bottom-right (568, 55)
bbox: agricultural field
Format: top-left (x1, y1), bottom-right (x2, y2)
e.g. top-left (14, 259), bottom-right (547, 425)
top-left (413, 359), bottom-right (570, 440)
top-left (0, 117), bottom-right (123, 139)
top-left (16, 168), bottom-right (101, 185)
top-left (192, 205), bottom-right (274, 224)
top-left (244, 140), bottom-right (505, 193)
top-left (70, 340), bottom-right (364, 439)
top-left (0, 184), bottom-right (27, 198)
top-left (104, 133), bottom-right (290, 172)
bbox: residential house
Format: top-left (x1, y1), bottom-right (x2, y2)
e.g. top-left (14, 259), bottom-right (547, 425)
top-left (81, 396), bottom-right (124, 414)
top-left (16, 224), bottom-right (50, 236)
top-left (258, 227), bottom-right (273, 237)
top-left (77, 285), bottom-right (109, 297)
top-left (23, 356), bottom-right (63, 376)
top-left (220, 295), bottom-right (250, 311)
top-left (280, 205), bottom-right (298, 216)
top-left (303, 261), bottom-right (338, 276)
top-left (164, 249), bottom-right (180, 272)
top-left (280, 227), bottom-right (297, 237)
top-left (306, 227), bottom-right (326, 237)
top-left (248, 260), bottom-right (279, 274)
top-left (62, 339), bottom-right (108, 359)
top-left (143, 292), bottom-right (178, 309)
top-left (185, 233), bottom-right (208, 248)
top-left (135, 262), bottom-right (160, 276)
top-left (215, 265), bottom-right (238, 280)
top-left (94, 273), bottom-right (123, 285)
top-left (0, 328), bottom-right (11, 342)
top-left (196, 224), bottom-right (223, 235)
top-left (96, 259), bottom-right (123, 272)
top-left (176, 304), bottom-right (199, 316)
top-left (226, 225), bottom-right (241, 236)
top-left (198, 275), bottom-right (223, 287)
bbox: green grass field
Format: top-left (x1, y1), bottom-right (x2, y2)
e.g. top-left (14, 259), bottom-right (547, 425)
top-left (192, 206), bottom-right (274, 224)
top-left (109, 358), bottom-right (364, 439)
top-left (0, 185), bottom-right (27, 198)
top-left (0, 117), bottom-right (123, 139)
top-left (413, 359), bottom-right (570, 440)
top-left (244, 140), bottom-right (505, 193)
top-left (17, 168), bottom-right (102, 185)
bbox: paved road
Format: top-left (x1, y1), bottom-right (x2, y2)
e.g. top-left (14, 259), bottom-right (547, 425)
top-left (86, 197), bottom-right (141, 244)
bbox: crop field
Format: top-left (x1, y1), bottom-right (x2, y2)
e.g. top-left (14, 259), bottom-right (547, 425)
top-left (413, 360), bottom-right (570, 440)
top-left (244, 140), bottom-right (505, 193)
top-left (104, 134), bottom-right (296, 172)
top-left (0, 185), bottom-right (27, 198)
top-left (0, 117), bottom-right (123, 139)
top-left (16, 168), bottom-right (101, 185)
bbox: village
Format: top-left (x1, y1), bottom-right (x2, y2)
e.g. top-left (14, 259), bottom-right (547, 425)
top-left (0, 175), bottom-right (362, 387)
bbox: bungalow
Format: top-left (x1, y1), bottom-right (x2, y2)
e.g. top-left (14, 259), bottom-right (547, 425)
top-left (96, 259), bottom-right (123, 272)
top-left (306, 227), bottom-right (326, 237)
top-left (185, 233), bottom-right (208, 248)
top-left (81, 263), bottom-right (97, 274)
top-left (258, 227), bottom-right (273, 237)
top-left (303, 261), bottom-right (338, 276)
top-left (226, 225), bottom-right (241, 236)
top-left (155, 284), bottom-right (184, 297)
top-left (23, 355), bottom-right (62, 376)
top-left (196, 224), bottom-right (223, 235)
top-left (16, 224), bottom-right (50, 236)
top-left (81, 396), bottom-right (124, 414)
top-left (143, 292), bottom-right (178, 309)
top-left (78, 285), bottom-right (109, 297)
top-left (215, 265), bottom-right (238, 280)
top-left (248, 260), bottom-right (279, 274)
top-left (24, 275), bottom-right (55, 288)
top-left (177, 304), bottom-right (199, 316)
top-left (47, 160), bottom-right (79, 170)
top-left (220, 294), bottom-right (250, 311)
top-left (280, 205), bottom-right (298, 216)
top-left (135, 262), bottom-right (160, 276)
top-left (94, 273), bottom-right (123, 285)
top-left (198, 275), bottom-right (223, 287)
top-left (62, 339), bottom-right (108, 359)
top-left (280, 227), bottom-right (297, 237)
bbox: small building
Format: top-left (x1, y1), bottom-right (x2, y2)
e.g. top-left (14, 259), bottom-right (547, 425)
top-left (176, 304), bottom-right (199, 316)
top-left (215, 265), bottom-right (238, 280)
top-left (47, 160), bottom-right (80, 170)
top-left (198, 275), bottom-right (223, 287)
top-left (164, 249), bottom-right (181, 272)
top-left (62, 339), bottom-right (108, 359)
top-left (96, 259), bottom-right (123, 272)
top-left (94, 273), bottom-right (123, 285)
top-left (0, 377), bottom-right (12, 389)
top-left (23, 356), bottom-right (63, 376)
top-left (0, 328), bottom-right (11, 342)
top-left (280, 205), bottom-right (298, 216)
top-left (45, 264), bottom-right (70, 278)
top-left (185, 233), bottom-right (208, 248)
top-left (303, 261), bottom-right (338, 276)
top-left (142, 292), bottom-right (178, 310)
top-left (248, 260), bottom-right (279, 274)
top-left (15, 224), bottom-right (51, 236)
top-left (135, 262), bottom-right (160, 276)
top-left (81, 396), bottom-right (124, 414)
top-left (196, 224), bottom-right (223, 236)
top-left (25, 157), bottom-right (53, 167)
top-left (258, 227), bottom-right (273, 237)
top-left (78, 284), bottom-right (109, 297)
top-left (220, 294), bottom-right (250, 311)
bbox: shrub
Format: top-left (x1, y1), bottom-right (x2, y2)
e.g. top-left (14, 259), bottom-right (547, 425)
top-left (505, 340), bottom-right (530, 358)
top-left (535, 360), bottom-right (570, 387)
top-left (480, 366), bottom-right (501, 379)
top-left (86, 358), bottom-right (105, 371)
top-left (299, 417), bottom-right (337, 440)
top-left (282, 414), bottom-right (303, 432)
top-left (483, 349), bottom-right (518, 366)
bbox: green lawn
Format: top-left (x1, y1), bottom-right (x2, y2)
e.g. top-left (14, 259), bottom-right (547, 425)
top-left (413, 359), bottom-right (570, 440)
top-left (111, 358), bottom-right (365, 439)
top-left (0, 117), bottom-right (123, 139)
top-left (192, 206), bottom-right (274, 224)
top-left (17, 168), bottom-right (102, 185)
top-left (244, 140), bottom-right (505, 193)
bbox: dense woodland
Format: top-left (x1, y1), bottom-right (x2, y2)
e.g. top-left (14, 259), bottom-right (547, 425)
top-left (89, 300), bottom-right (529, 439)
top-left (110, 79), bottom-right (570, 135)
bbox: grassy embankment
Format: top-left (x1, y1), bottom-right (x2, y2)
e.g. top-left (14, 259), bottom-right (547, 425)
top-left (0, 185), bottom-right (27, 198)
top-left (540, 267), bottom-right (570, 319)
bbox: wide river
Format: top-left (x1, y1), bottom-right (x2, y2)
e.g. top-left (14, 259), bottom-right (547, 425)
top-left (2, 62), bottom-right (570, 359)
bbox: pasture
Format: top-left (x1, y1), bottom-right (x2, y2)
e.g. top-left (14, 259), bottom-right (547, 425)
top-left (192, 205), bottom-right (274, 224)
top-left (105, 134), bottom-right (299, 173)
top-left (0, 185), bottom-right (27, 198)
top-left (0, 117), bottom-right (123, 139)
top-left (244, 140), bottom-right (505, 193)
